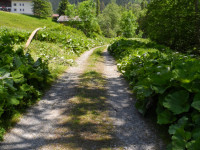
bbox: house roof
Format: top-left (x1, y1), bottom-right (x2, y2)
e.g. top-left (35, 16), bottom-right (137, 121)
top-left (52, 14), bottom-right (59, 17)
top-left (57, 16), bottom-right (82, 22)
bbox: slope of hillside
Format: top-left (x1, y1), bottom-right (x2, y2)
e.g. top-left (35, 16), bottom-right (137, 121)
top-left (0, 11), bottom-right (59, 30)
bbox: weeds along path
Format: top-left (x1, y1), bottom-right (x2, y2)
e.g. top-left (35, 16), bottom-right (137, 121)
top-left (0, 46), bottom-right (101, 150)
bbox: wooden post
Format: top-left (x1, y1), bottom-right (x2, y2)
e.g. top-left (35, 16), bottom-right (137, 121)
top-left (24, 27), bottom-right (46, 51)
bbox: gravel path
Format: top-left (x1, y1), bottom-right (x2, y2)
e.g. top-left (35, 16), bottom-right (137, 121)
top-left (0, 47), bottom-right (165, 150)
top-left (103, 49), bottom-right (165, 150)
top-left (0, 47), bottom-right (98, 150)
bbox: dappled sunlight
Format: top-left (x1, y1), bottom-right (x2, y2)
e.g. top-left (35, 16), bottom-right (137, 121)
top-left (52, 70), bottom-right (117, 149)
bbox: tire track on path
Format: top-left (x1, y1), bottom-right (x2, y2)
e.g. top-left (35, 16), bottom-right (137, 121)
top-left (103, 48), bottom-right (165, 150)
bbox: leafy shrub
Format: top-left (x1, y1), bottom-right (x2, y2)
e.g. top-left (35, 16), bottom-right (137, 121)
top-left (0, 22), bottom-right (108, 140)
top-left (140, 0), bottom-right (200, 52)
top-left (108, 39), bottom-right (200, 150)
top-left (0, 28), bottom-right (29, 45)
top-left (0, 36), bottom-right (50, 140)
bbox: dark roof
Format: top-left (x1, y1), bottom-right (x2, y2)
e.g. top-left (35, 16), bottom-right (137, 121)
top-left (57, 16), bottom-right (82, 22)
top-left (0, 0), bottom-right (11, 7)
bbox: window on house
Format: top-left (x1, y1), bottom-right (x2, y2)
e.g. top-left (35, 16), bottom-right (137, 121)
top-left (20, 3), bottom-right (21, 6)
top-left (13, 3), bottom-right (16, 6)
top-left (22, 4), bottom-right (24, 6)
top-left (23, 9), bottom-right (24, 11)
top-left (20, 9), bottom-right (21, 11)
top-left (14, 8), bottom-right (17, 11)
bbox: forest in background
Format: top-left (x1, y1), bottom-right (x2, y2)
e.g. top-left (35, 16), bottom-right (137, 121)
top-left (49, 0), bottom-right (145, 12)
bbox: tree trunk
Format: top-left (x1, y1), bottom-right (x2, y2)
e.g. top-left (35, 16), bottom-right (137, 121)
top-left (195, 0), bottom-right (200, 47)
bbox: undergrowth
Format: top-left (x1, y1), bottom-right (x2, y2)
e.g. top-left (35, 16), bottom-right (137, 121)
top-left (0, 21), bottom-right (108, 140)
top-left (109, 39), bottom-right (200, 150)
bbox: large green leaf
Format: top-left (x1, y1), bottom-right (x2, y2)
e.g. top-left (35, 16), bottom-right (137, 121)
top-left (192, 127), bottom-right (200, 139)
top-left (8, 96), bottom-right (19, 105)
top-left (20, 84), bottom-right (31, 92)
top-left (157, 109), bottom-right (176, 124)
top-left (168, 116), bottom-right (188, 135)
top-left (151, 84), bottom-right (169, 94)
top-left (11, 70), bottom-right (24, 83)
top-left (163, 90), bottom-right (190, 115)
top-left (181, 79), bottom-right (200, 93)
top-left (172, 128), bottom-right (191, 150)
top-left (13, 56), bottom-right (23, 68)
top-left (186, 138), bottom-right (200, 150)
top-left (3, 78), bottom-right (16, 91)
top-left (191, 112), bottom-right (200, 125)
top-left (191, 93), bottom-right (200, 112)
top-left (133, 84), bottom-right (153, 98)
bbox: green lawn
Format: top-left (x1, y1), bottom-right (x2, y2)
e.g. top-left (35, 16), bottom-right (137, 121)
top-left (0, 11), bottom-right (59, 31)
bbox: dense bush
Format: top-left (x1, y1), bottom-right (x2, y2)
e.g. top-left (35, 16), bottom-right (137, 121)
top-left (0, 28), bottom-right (29, 44)
top-left (0, 30), bottom-right (51, 140)
top-left (33, 0), bottom-right (53, 18)
top-left (120, 10), bottom-right (137, 38)
top-left (109, 39), bottom-right (200, 150)
top-left (140, 0), bottom-right (200, 52)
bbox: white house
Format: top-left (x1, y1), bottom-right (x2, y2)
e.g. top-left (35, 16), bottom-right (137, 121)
top-left (11, 0), bottom-right (33, 15)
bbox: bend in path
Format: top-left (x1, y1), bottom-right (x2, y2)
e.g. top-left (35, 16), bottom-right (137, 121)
top-left (103, 49), bottom-right (165, 150)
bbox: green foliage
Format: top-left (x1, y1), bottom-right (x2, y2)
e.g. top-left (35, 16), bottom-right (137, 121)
top-left (78, 0), bottom-right (101, 35)
top-left (65, 3), bottom-right (77, 17)
top-left (33, 0), bottom-right (53, 18)
top-left (0, 11), bottom-right (59, 31)
top-left (108, 38), bottom-right (200, 149)
top-left (98, 2), bottom-right (121, 37)
top-left (0, 14), bottom-right (108, 139)
top-left (0, 28), bottom-right (51, 140)
top-left (57, 0), bottom-right (69, 16)
top-left (96, 0), bottom-right (100, 16)
top-left (141, 0), bottom-right (200, 52)
top-left (120, 10), bottom-right (137, 38)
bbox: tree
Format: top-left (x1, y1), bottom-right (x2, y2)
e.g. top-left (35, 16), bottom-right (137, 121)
top-left (96, 0), bottom-right (100, 16)
top-left (141, 0), bottom-right (200, 52)
top-left (98, 2), bottom-right (121, 37)
top-left (195, 0), bottom-right (200, 46)
top-left (141, 0), bottom-right (147, 9)
top-left (120, 10), bottom-right (137, 38)
top-left (57, 0), bottom-right (69, 16)
top-left (33, 0), bottom-right (53, 18)
top-left (78, 0), bottom-right (101, 35)
top-left (65, 3), bottom-right (77, 17)
top-left (100, 1), bottom-right (105, 12)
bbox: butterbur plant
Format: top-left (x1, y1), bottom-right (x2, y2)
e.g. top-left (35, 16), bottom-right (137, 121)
top-left (108, 39), bottom-right (200, 150)
top-left (0, 42), bottom-right (51, 140)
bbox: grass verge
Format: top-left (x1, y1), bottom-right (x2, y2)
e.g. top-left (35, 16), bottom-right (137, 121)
top-left (0, 11), bottom-right (59, 30)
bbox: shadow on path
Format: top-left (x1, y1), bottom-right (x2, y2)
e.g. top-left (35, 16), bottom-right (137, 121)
top-left (103, 50), bottom-right (165, 150)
